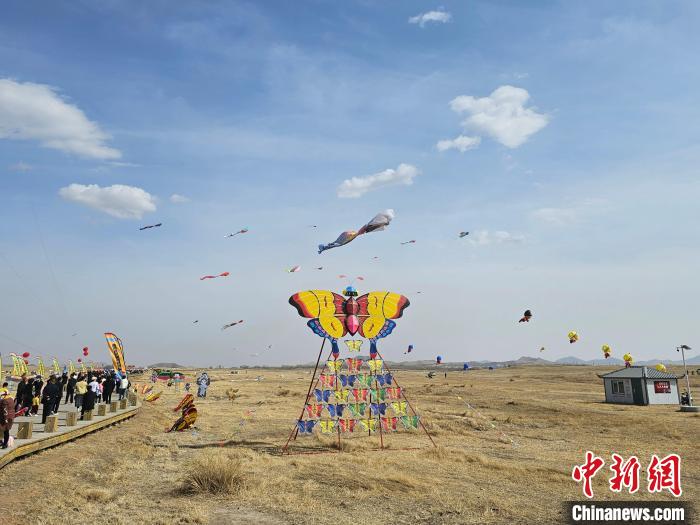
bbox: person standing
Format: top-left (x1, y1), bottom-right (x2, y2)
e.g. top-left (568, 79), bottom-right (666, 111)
top-left (75, 375), bottom-right (87, 411)
top-left (0, 388), bottom-right (15, 449)
top-left (118, 375), bottom-right (129, 400)
top-left (102, 374), bottom-right (115, 404)
top-left (65, 373), bottom-right (77, 404)
top-left (15, 374), bottom-right (29, 413)
top-left (81, 379), bottom-right (96, 420)
top-left (41, 376), bottom-right (61, 424)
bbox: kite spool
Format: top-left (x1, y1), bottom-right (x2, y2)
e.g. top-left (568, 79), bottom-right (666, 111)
top-left (44, 415), bottom-right (59, 433)
top-left (65, 411), bottom-right (77, 426)
top-left (17, 422), bottom-right (33, 439)
top-left (109, 401), bottom-right (118, 413)
top-left (97, 404), bottom-right (107, 416)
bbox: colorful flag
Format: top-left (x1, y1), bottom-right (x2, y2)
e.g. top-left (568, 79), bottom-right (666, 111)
top-left (104, 332), bottom-right (127, 374)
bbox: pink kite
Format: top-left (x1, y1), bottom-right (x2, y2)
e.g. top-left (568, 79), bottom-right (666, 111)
top-left (200, 272), bottom-right (230, 280)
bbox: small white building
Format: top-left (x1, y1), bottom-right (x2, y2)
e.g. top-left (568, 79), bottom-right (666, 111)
top-left (599, 366), bottom-right (683, 405)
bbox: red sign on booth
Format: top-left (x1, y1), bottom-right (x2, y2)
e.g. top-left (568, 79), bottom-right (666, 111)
top-left (654, 381), bottom-right (671, 394)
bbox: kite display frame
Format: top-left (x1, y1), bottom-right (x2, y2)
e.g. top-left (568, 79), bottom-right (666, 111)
top-left (281, 339), bottom-right (436, 455)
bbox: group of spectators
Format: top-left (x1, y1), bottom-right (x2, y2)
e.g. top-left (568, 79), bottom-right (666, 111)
top-left (0, 370), bottom-right (130, 449)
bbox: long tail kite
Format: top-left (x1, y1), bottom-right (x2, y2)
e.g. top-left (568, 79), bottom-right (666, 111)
top-left (139, 223), bottom-right (162, 230)
top-left (104, 332), bottom-right (127, 374)
top-left (225, 229), bottom-right (248, 238)
top-left (200, 272), bottom-right (230, 280)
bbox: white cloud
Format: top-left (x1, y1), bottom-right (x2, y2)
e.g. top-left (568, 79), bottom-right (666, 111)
top-left (531, 207), bottom-right (578, 225)
top-left (9, 161), bottom-right (32, 172)
top-left (436, 135), bottom-right (481, 153)
top-left (469, 230), bottom-right (525, 246)
top-left (59, 183), bottom-right (156, 219)
top-left (170, 193), bottom-right (190, 204)
top-left (337, 163), bottom-right (420, 199)
top-left (408, 9), bottom-right (452, 27)
top-left (0, 78), bottom-right (121, 160)
top-left (531, 198), bottom-right (610, 226)
top-left (449, 85), bottom-right (548, 148)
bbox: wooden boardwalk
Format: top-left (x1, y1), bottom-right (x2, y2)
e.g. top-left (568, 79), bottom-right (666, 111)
top-left (0, 396), bottom-right (139, 470)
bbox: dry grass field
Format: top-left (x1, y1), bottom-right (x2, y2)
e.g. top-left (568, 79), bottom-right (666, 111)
top-left (0, 365), bottom-right (697, 524)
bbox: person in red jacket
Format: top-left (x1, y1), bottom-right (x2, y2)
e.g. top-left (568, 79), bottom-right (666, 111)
top-left (0, 387), bottom-right (16, 449)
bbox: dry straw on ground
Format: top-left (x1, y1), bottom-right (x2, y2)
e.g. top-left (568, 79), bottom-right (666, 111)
top-left (0, 365), bottom-right (697, 524)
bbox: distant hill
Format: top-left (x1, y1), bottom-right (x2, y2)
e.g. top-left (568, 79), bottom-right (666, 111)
top-left (148, 362), bottom-right (186, 369)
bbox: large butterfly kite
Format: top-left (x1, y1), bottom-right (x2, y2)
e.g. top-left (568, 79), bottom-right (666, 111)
top-left (289, 286), bottom-right (409, 358)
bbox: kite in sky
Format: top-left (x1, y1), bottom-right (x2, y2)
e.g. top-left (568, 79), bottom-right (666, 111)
top-left (193, 320), bottom-right (199, 324)
top-left (222, 320), bottom-right (244, 330)
top-left (459, 232), bottom-right (469, 238)
top-left (623, 353), bottom-right (633, 368)
top-left (287, 265), bottom-right (301, 273)
top-left (139, 223), bottom-right (162, 230)
top-left (568, 331), bottom-right (579, 344)
top-left (318, 209), bottom-right (394, 254)
top-left (316, 267), bottom-right (323, 270)
top-left (404, 344), bottom-right (413, 354)
top-left (519, 310), bottom-right (532, 323)
top-left (539, 346), bottom-right (545, 353)
top-left (602, 344), bottom-right (611, 359)
top-left (225, 229), bottom-right (248, 237)
top-left (401, 240), bottom-right (416, 245)
top-left (200, 272), bottom-right (230, 280)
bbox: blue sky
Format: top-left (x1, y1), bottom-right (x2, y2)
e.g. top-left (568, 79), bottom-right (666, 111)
top-left (1, 1), bottom-right (699, 367)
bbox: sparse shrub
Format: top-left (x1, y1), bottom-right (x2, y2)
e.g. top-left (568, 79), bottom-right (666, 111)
top-left (179, 452), bottom-right (246, 494)
top-left (82, 488), bottom-right (116, 503)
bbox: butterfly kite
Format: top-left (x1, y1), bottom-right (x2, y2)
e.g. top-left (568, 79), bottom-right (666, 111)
top-left (519, 310), bottom-right (532, 323)
top-left (289, 286), bottom-right (410, 358)
top-left (222, 320), bottom-right (244, 330)
top-left (139, 223), bottom-right (162, 230)
top-left (318, 209), bottom-right (394, 254)
top-left (225, 229), bottom-right (248, 237)
top-left (200, 272), bottom-right (230, 280)
top-left (344, 340), bottom-right (363, 352)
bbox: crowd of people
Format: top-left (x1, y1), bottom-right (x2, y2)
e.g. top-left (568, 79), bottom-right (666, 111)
top-left (0, 370), bottom-right (130, 449)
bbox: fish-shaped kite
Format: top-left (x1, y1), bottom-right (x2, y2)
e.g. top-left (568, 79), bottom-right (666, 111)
top-left (225, 229), bottom-right (248, 237)
top-left (289, 287), bottom-right (409, 358)
top-left (139, 223), bottom-right (162, 230)
top-left (318, 210), bottom-right (394, 254)
top-left (222, 320), bottom-right (244, 330)
top-left (200, 272), bottom-right (230, 280)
